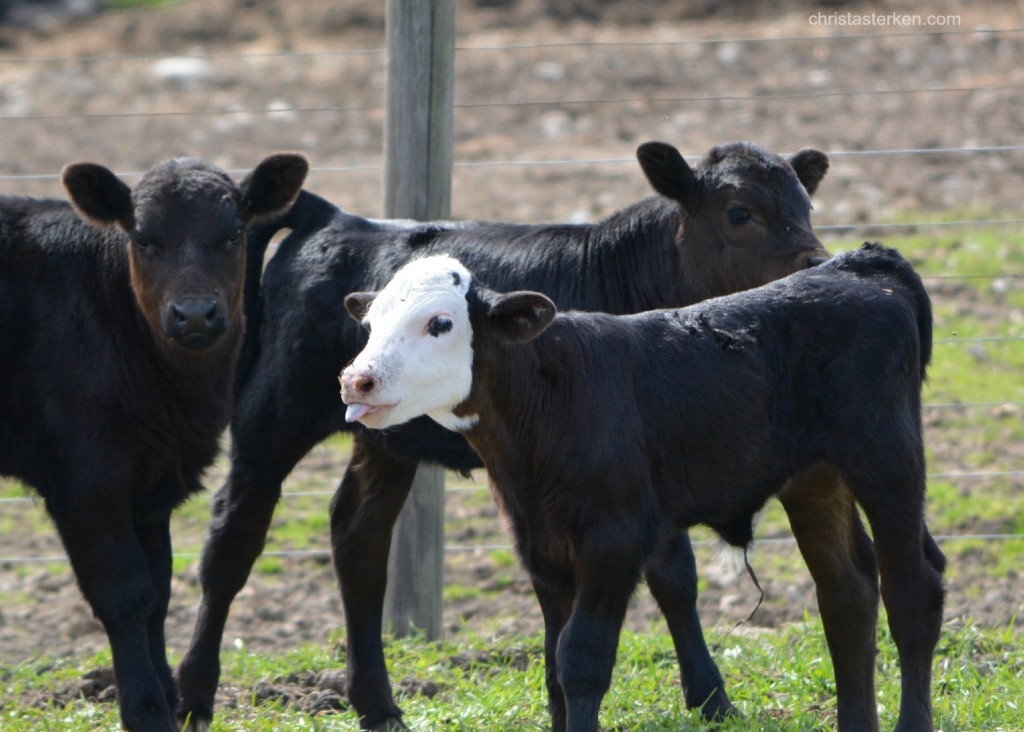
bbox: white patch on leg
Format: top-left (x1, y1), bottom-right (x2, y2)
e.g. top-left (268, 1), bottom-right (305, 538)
top-left (716, 508), bottom-right (764, 576)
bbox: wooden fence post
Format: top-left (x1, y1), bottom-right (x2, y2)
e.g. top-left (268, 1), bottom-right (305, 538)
top-left (381, 0), bottom-right (455, 640)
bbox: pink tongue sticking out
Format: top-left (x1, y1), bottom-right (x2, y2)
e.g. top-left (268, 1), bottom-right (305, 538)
top-left (345, 403), bottom-right (372, 423)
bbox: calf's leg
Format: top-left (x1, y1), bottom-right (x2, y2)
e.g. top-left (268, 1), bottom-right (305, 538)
top-left (53, 504), bottom-right (179, 732)
top-left (177, 390), bottom-right (337, 730)
top-left (138, 519), bottom-right (178, 712)
top-left (532, 578), bottom-right (576, 732)
top-left (557, 531), bottom-right (643, 732)
top-left (330, 436), bottom-right (418, 731)
top-left (854, 472), bottom-right (944, 732)
top-left (779, 467), bottom-right (881, 732)
top-left (644, 530), bottom-right (735, 720)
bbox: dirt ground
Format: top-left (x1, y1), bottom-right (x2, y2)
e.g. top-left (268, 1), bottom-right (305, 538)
top-left (1, 0), bottom-right (1023, 718)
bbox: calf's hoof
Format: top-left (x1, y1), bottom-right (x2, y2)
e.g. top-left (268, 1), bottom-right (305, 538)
top-left (179, 714), bottom-right (211, 732)
top-left (698, 692), bottom-right (740, 722)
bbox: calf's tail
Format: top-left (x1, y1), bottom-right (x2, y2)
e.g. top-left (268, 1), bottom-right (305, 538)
top-left (902, 253), bottom-right (934, 382)
top-left (238, 189), bottom-right (318, 393)
top-left (894, 250), bottom-right (933, 383)
top-left (851, 245), bottom-right (943, 580)
top-left (853, 242), bottom-right (934, 381)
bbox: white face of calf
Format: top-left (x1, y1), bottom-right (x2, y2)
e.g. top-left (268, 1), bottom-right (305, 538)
top-left (340, 255), bottom-right (478, 431)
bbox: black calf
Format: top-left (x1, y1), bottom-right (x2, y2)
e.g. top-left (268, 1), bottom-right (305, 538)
top-left (0, 153), bottom-right (307, 731)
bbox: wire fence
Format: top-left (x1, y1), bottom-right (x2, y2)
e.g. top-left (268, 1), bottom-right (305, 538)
top-left (1, 26), bottom-right (1020, 64)
top-left (0, 20), bottom-right (1021, 567)
top-left (4, 82), bottom-right (1024, 123)
top-left (6, 145), bottom-right (1024, 182)
top-left (0, 26), bottom-right (1021, 170)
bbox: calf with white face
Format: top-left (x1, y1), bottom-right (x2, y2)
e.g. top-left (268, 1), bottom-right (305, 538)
top-left (342, 257), bottom-right (481, 431)
top-left (341, 252), bottom-right (945, 732)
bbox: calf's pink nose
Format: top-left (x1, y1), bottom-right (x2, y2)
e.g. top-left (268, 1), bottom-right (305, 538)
top-left (339, 370), bottom-right (377, 400)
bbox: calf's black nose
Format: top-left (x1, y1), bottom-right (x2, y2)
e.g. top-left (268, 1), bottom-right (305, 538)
top-left (804, 255), bottom-right (829, 269)
top-left (165, 297), bottom-right (226, 349)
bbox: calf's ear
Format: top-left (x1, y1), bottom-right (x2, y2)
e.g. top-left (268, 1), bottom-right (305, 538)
top-left (485, 291), bottom-right (556, 344)
top-left (636, 141), bottom-right (699, 215)
top-left (788, 148), bottom-right (829, 196)
top-left (62, 163), bottom-right (135, 232)
top-left (345, 291), bottom-right (378, 324)
top-left (240, 152), bottom-right (310, 221)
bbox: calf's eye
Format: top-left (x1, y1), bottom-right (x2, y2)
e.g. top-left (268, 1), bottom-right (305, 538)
top-left (727, 206), bottom-right (752, 226)
top-left (131, 232), bottom-right (154, 252)
top-left (427, 316), bottom-right (453, 337)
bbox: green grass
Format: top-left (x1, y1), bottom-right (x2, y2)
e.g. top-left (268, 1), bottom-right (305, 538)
top-left (101, 0), bottom-right (181, 10)
top-left (2, 620), bottom-right (1021, 730)
top-left (443, 583), bottom-right (482, 602)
